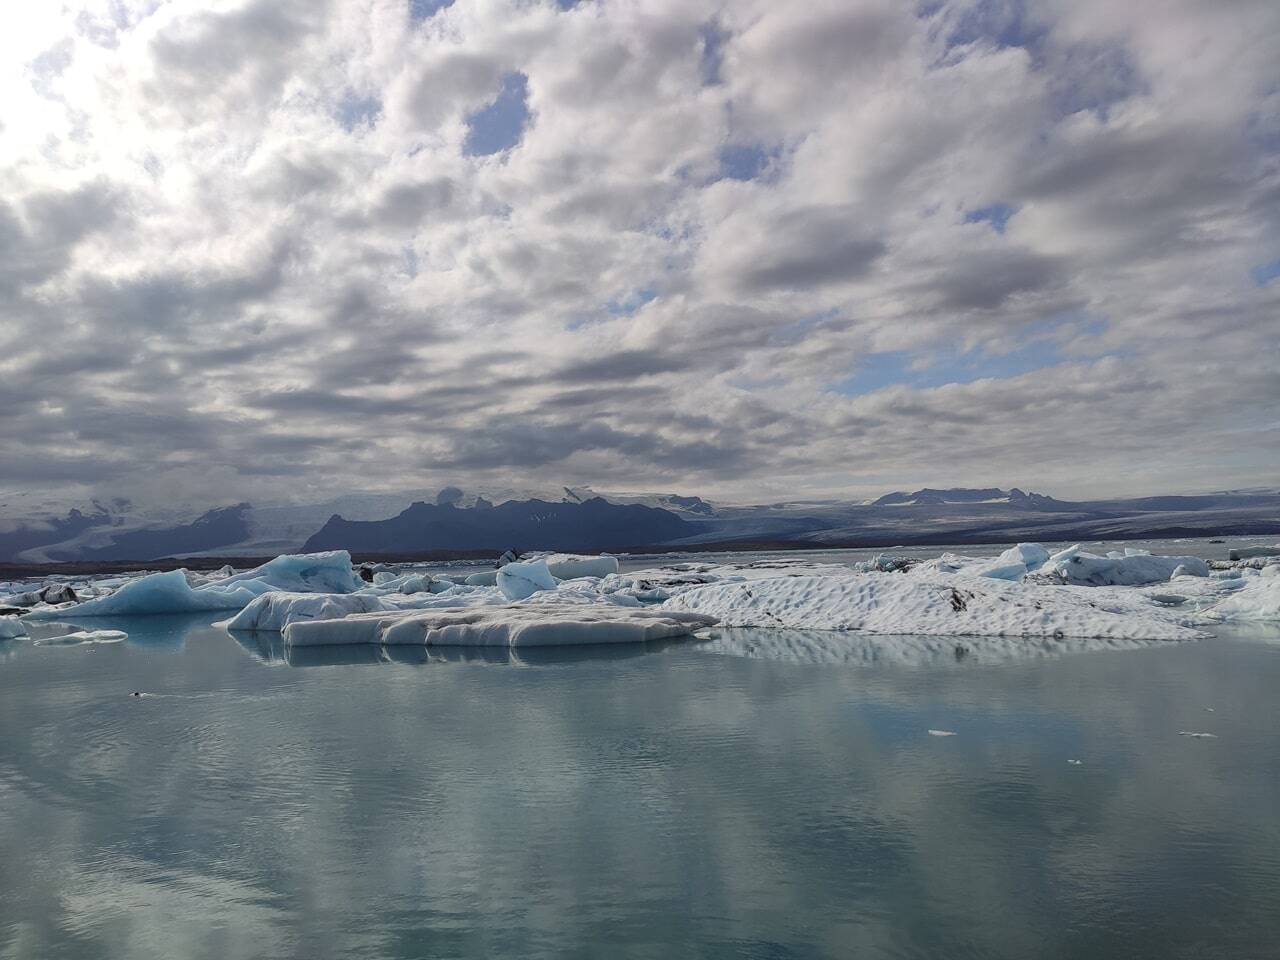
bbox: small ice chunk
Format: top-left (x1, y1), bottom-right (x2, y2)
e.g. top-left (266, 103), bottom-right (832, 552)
top-left (927, 729), bottom-right (957, 737)
top-left (33, 630), bottom-right (127, 645)
top-left (496, 559), bottom-right (559, 601)
top-left (0, 616), bottom-right (27, 640)
top-left (1178, 731), bottom-right (1217, 738)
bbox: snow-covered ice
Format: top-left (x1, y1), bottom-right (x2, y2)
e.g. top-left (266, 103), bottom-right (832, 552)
top-left (662, 574), bottom-right (1203, 640)
top-left (1202, 577), bottom-right (1280, 621)
top-left (1045, 545), bottom-right (1209, 586)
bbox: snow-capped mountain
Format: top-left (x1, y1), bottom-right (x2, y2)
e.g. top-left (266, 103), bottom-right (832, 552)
top-left (1, 486), bottom-right (1278, 562)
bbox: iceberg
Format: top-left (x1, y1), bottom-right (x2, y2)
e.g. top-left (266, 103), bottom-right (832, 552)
top-left (1202, 578), bottom-right (1280, 621)
top-left (216, 551), bottom-right (362, 594)
top-left (224, 592), bottom-right (393, 632)
top-left (970, 542), bottom-right (1051, 581)
top-left (28, 551), bottom-right (361, 618)
top-left (541, 554), bottom-right (620, 580)
top-left (662, 574), bottom-right (1203, 640)
top-left (1046, 546), bottom-right (1209, 586)
top-left (0, 616), bottom-right (27, 640)
top-left (496, 559), bottom-right (559, 601)
top-left (283, 602), bottom-right (718, 648)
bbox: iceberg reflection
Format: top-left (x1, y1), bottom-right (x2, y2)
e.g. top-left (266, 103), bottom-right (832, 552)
top-left (700, 626), bottom-right (1174, 667)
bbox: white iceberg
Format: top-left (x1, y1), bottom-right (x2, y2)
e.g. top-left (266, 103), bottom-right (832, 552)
top-left (496, 559), bottom-right (559, 601)
top-left (970, 542), bottom-right (1052, 581)
top-left (283, 601), bottom-right (718, 648)
top-left (1202, 578), bottom-right (1280, 621)
top-left (0, 616), bottom-right (27, 640)
top-left (662, 574), bottom-right (1203, 640)
top-left (224, 592), bottom-right (394, 632)
top-left (541, 554), bottom-right (620, 580)
top-left (1046, 545), bottom-right (1209, 586)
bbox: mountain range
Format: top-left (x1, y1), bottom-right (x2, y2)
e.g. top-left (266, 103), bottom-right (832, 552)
top-left (1, 485), bottom-right (1277, 563)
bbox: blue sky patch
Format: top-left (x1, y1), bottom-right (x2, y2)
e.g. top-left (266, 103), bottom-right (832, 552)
top-left (336, 92), bottom-right (380, 131)
top-left (1250, 258), bottom-right (1280, 286)
top-left (964, 202), bottom-right (1016, 233)
top-left (409, 0), bottom-right (454, 21)
top-left (699, 21), bottom-right (729, 86)
top-left (464, 73), bottom-right (529, 157)
top-left (606, 287), bottom-right (656, 317)
top-left (718, 144), bottom-right (773, 182)
top-left (832, 314), bottom-right (1111, 396)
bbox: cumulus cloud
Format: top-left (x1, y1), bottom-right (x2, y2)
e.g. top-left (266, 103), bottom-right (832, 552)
top-left (0, 0), bottom-right (1277, 508)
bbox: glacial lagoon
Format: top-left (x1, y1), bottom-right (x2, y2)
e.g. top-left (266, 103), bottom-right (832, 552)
top-left (2, 578), bottom-right (1279, 959)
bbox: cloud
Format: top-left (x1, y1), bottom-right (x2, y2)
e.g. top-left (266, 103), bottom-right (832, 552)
top-left (0, 0), bottom-right (1276, 510)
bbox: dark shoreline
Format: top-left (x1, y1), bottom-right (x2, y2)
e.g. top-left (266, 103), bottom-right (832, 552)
top-left (3, 522), bottom-right (1278, 581)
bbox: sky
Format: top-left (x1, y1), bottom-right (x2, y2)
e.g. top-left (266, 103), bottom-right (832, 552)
top-left (1, 0), bottom-right (1278, 510)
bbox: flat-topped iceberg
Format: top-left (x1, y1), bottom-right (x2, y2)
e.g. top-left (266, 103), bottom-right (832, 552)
top-left (284, 602), bottom-right (718, 648)
top-left (662, 574), bottom-right (1203, 641)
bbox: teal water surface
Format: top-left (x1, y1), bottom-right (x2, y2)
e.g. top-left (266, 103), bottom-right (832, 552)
top-left (1, 616), bottom-right (1279, 959)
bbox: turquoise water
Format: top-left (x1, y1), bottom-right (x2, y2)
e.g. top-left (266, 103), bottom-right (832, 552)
top-left (2, 615), bottom-right (1279, 959)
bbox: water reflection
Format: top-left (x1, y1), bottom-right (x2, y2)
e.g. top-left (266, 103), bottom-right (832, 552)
top-left (19, 613), bottom-right (216, 651)
top-left (1, 626), bottom-right (1278, 959)
top-left (702, 626), bottom-right (1174, 666)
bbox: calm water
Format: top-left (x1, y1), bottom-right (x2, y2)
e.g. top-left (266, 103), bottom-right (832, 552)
top-left (2, 614), bottom-right (1279, 959)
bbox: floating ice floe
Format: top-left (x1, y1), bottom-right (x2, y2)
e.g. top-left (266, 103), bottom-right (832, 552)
top-left (33, 629), bottom-right (127, 646)
top-left (27, 551), bottom-right (361, 618)
top-left (0, 616), bottom-right (27, 640)
top-left (283, 601), bottom-right (718, 648)
top-left (540, 553), bottom-right (621, 580)
top-left (662, 574), bottom-right (1204, 640)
